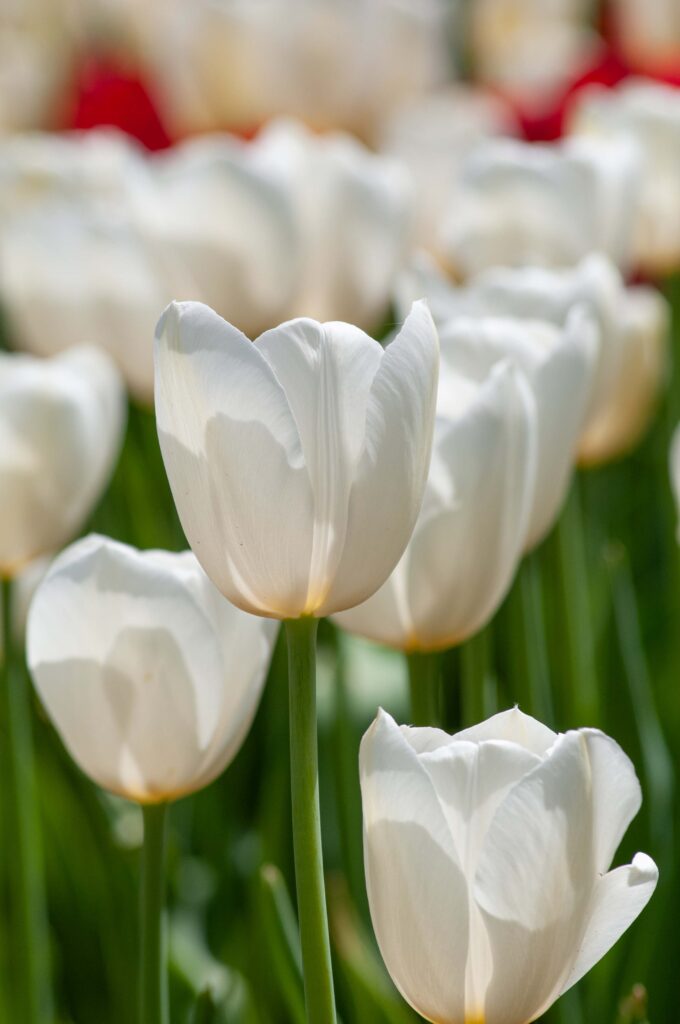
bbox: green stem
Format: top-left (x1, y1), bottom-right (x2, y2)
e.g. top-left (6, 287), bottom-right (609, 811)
top-left (518, 552), bottom-right (556, 726)
top-left (284, 618), bottom-right (337, 1024)
top-left (1, 577), bottom-right (52, 1024)
top-left (406, 650), bottom-right (441, 726)
top-left (140, 802), bottom-right (169, 1024)
top-left (461, 629), bottom-right (490, 727)
top-left (555, 478), bottom-right (599, 726)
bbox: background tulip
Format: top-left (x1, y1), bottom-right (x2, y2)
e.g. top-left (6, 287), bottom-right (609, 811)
top-left (438, 309), bottom-right (596, 549)
top-left (0, 347), bottom-right (125, 578)
top-left (570, 80), bottom-right (680, 276)
top-left (253, 119), bottom-right (414, 329)
top-left (360, 707), bottom-right (658, 1024)
top-left (27, 534), bottom-right (278, 802)
top-left (334, 360), bottom-right (536, 652)
top-left (579, 285), bottom-right (669, 466)
top-left (154, 299), bottom-right (439, 620)
top-left (440, 136), bottom-right (640, 278)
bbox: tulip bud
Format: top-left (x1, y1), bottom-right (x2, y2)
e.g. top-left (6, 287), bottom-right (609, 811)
top-left (26, 535), bottom-right (278, 804)
top-left (0, 347), bottom-right (125, 579)
top-left (333, 360), bottom-right (536, 652)
top-left (154, 299), bottom-right (439, 620)
top-left (360, 708), bottom-right (658, 1024)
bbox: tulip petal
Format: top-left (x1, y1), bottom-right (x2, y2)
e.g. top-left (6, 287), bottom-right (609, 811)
top-left (256, 318), bottom-right (383, 611)
top-left (317, 300), bottom-right (439, 615)
top-left (361, 710), bottom-right (469, 1024)
top-left (406, 362), bottom-right (535, 649)
top-left (452, 707), bottom-right (557, 755)
top-left (474, 731), bottom-right (595, 1024)
top-left (154, 301), bottom-right (315, 617)
top-left (561, 853), bottom-right (658, 994)
top-left (581, 730), bottom-right (642, 873)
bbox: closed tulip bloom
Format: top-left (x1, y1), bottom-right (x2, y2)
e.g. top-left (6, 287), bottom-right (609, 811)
top-left (360, 707), bottom-right (658, 1024)
top-left (612, 0), bottom-right (680, 73)
top-left (0, 347), bottom-right (125, 578)
top-left (27, 535), bottom-right (278, 803)
top-left (570, 80), bottom-right (680, 276)
top-left (253, 119), bottom-right (414, 329)
top-left (333, 360), bottom-right (536, 652)
top-left (438, 309), bottom-right (596, 549)
top-left (440, 136), bottom-right (640, 279)
top-left (154, 299), bottom-right (439, 620)
top-left (580, 286), bottom-right (669, 466)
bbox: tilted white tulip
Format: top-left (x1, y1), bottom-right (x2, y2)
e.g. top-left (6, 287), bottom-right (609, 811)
top-left (570, 80), bottom-right (680, 275)
top-left (27, 535), bottom-right (278, 803)
top-left (333, 360), bottom-right (536, 652)
top-left (438, 310), bottom-right (597, 549)
top-left (396, 252), bottom-right (660, 467)
top-left (252, 118), bottom-right (414, 329)
top-left (440, 136), bottom-right (641, 278)
top-left (361, 707), bottom-right (658, 1024)
top-left (0, 347), bottom-right (125, 579)
top-left (154, 300), bottom-right (439, 620)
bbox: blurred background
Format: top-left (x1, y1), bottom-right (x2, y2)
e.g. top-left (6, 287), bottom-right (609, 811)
top-left (1, 1), bottom-right (679, 1022)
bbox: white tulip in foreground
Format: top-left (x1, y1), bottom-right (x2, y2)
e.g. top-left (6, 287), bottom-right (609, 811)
top-left (334, 360), bottom-right (536, 652)
top-left (154, 299), bottom-right (439, 620)
top-left (27, 535), bottom-right (278, 803)
top-left (0, 347), bottom-right (125, 579)
top-left (361, 707), bottom-right (658, 1024)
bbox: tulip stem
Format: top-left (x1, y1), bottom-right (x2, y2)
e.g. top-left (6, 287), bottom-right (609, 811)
top-left (518, 553), bottom-right (555, 726)
top-left (407, 650), bottom-right (441, 726)
top-left (461, 630), bottom-right (490, 727)
top-left (284, 617), bottom-right (337, 1024)
top-left (1, 577), bottom-right (52, 1024)
top-left (140, 802), bottom-right (169, 1024)
top-left (555, 478), bottom-right (599, 726)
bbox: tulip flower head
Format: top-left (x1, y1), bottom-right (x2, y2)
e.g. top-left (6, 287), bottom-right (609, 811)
top-left (0, 347), bottom-right (125, 579)
top-left (27, 535), bottom-right (278, 804)
top-left (154, 300), bottom-right (439, 620)
top-left (361, 708), bottom-right (658, 1024)
top-left (334, 359), bottom-right (536, 652)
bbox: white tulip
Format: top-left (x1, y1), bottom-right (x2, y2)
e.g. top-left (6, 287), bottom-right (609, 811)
top-left (438, 310), bottom-right (597, 549)
top-left (570, 80), bottom-right (680, 275)
top-left (0, 195), bottom-right (167, 403)
top-left (0, 347), bottom-right (125, 578)
top-left (469, 0), bottom-right (597, 110)
top-left (580, 285), bottom-right (669, 466)
top-left (361, 707), bottom-right (658, 1024)
top-left (139, 134), bottom-right (300, 338)
top-left (397, 252), bottom-right (657, 467)
top-left (378, 86), bottom-right (518, 253)
top-left (441, 136), bottom-right (641, 278)
top-left (27, 534), bottom-right (278, 803)
top-left (252, 119), bottom-right (414, 329)
top-left (127, 0), bottom-right (452, 140)
top-left (333, 360), bottom-right (536, 652)
top-left (610, 0), bottom-right (680, 76)
top-left (154, 299), bottom-right (439, 620)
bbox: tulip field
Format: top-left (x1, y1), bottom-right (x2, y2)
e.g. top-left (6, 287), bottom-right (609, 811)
top-left (2, 3), bottom-right (680, 1024)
